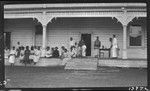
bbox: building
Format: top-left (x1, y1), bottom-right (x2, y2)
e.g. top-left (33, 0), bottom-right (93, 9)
top-left (4, 3), bottom-right (147, 59)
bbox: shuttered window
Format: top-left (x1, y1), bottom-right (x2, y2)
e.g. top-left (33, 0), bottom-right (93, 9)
top-left (129, 26), bottom-right (142, 46)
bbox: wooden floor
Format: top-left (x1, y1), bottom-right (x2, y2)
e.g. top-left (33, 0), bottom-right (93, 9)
top-left (4, 57), bottom-right (147, 68)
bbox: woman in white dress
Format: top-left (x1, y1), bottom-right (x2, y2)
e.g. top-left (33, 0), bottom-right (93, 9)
top-left (8, 47), bottom-right (17, 66)
top-left (82, 44), bottom-right (87, 57)
top-left (111, 35), bottom-right (119, 58)
top-left (33, 46), bottom-right (41, 65)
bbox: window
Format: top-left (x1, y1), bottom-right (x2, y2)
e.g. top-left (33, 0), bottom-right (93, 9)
top-left (129, 26), bottom-right (142, 46)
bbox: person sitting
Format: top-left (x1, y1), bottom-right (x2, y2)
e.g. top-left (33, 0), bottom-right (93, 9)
top-left (33, 46), bottom-right (41, 65)
top-left (61, 49), bottom-right (71, 66)
top-left (53, 47), bottom-right (59, 58)
top-left (60, 46), bottom-right (66, 60)
top-left (45, 46), bottom-right (52, 58)
top-left (71, 46), bottom-right (77, 58)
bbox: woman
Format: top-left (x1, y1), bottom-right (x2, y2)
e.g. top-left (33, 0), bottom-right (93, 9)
top-left (111, 35), bottom-right (119, 58)
top-left (33, 46), bottom-right (41, 65)
top-left (23, 46), bottom-right (30, 66)
top-left (82, 44), bottom-right (87, 57)
top-left (8, 46), bottom-right (17, 67)
top-left (45, 47), bottom-right (52, 58)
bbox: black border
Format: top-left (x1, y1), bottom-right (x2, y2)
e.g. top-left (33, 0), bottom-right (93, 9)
top-left (0, 0), bottom-right (149, 91)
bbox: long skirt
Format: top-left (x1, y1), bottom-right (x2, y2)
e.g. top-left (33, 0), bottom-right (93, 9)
top-left (111, 47), bottom-right (118, 58)
top-left (8, 54), bottom-right (15, 64)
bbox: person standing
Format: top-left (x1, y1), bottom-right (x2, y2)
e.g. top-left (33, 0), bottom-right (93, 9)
top-left (16, 42), bottom-right (21, 61)
top-left (82, 43), bottom-right (87, 57)
top-left (23, 46), bottom-right (30, 66)
top-left (94, 36), bottom-right (101, 58)
top-left (62, 49), bottom-right (71, 66)
top-left (111, 35), bottom-right (119, 58)
top-left (78, 38), bottom-right (85, 57)
top-left (109, 38), bottom-right (113, 58)
top-left (8, 46), bottom-right (17, 67)
top-left (69, 37), bottom-right (75, 52)
top-left (19, 46), bottom-right (25, 63)
top-left (16, 42), bottom-right (21, 50)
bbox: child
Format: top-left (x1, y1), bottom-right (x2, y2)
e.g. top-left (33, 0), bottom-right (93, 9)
top-left (62, 49), bottom-right (71, 66)
top-left (29, 46), bottom-right (34, 63)
top-left (19, 46), bottom-right (25, 63)
top-left (8, 47), bottom-right (17, 67)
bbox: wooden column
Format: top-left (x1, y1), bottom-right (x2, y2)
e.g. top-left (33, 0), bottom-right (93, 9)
top-left (35, 11), bottom-right (54, 57)
top-left (115, 13), bottom-right (135, 59)
top-left (122, 25), bottom-right (127, 59)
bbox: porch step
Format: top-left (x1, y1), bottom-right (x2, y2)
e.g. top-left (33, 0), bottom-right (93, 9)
top-left (65, 58), bottom-right (98, 70)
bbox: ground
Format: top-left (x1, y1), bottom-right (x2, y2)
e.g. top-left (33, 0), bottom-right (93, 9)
top-left (5, 66), bottom-right (147, 88)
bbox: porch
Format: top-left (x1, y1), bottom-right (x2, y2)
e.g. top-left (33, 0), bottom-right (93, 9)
top-left (4, 57), bottom-right (147, 68)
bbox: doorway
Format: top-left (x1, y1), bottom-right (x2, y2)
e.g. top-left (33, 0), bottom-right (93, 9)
top-left (81, 34), bottom-right (91, 56)
top-left (4, 32), bottom-right (11, 49)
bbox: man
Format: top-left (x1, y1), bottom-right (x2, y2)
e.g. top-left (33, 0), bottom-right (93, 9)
top-left (69, 37), bottom-right (75, 52)
top-left (94, 36), bottom-right (101, 58)
top-left (78, 38), bottom-right (85, 57)
top-left (111, 35), bottom-right (119, 58)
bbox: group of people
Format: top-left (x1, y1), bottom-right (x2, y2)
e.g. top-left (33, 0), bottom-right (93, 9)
top-left (5, 44), bottom-right (42, 66)
top-left (5, 37), bottom-right (87, 66)
top-left (5, 35), bottom-right (119, 67)
top-left (5, 42), bottom-right (62, 66)
top-left (94, 35), bottom-right (119, 58)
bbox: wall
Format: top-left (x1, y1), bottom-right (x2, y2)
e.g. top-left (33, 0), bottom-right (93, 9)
top-left (127, 17), bottom-right (147, 59)
top-left (4, 18), bottom-right (35, 48)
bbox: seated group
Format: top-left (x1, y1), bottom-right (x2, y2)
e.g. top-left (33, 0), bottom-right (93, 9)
top-left (4, 44), bottom-right (87, 66)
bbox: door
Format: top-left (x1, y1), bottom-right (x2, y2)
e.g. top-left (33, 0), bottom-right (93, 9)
top-left (4, 32), bottom-right (11, 49)
top-left (81, 34), bottom-right (91, 56)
